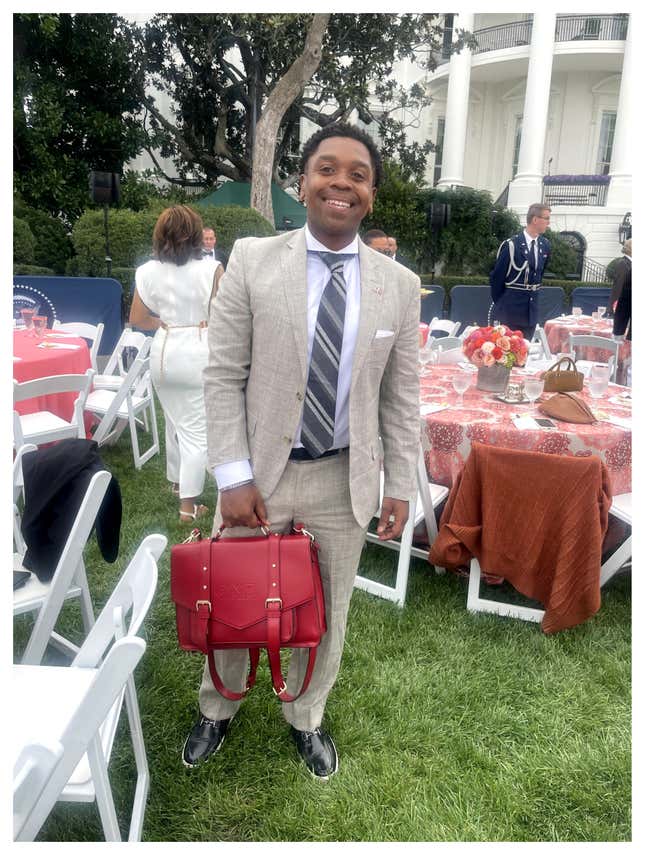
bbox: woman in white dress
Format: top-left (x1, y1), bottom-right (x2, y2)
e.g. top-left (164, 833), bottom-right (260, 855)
top-left (129, 205), bottom-right (223, 521)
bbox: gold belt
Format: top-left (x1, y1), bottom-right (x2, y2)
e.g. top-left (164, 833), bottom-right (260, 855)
top-left (159, 320), bottom-right (207, 379)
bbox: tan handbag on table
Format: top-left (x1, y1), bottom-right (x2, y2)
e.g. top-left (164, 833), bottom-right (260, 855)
top-left (538, 392), bottom-right (596, 424)
top-left (542, 356), bottom-right (584, 393)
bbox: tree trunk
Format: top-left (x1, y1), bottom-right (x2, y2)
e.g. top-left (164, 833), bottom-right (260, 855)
top-left (250, 13), bottom-right (329, 227)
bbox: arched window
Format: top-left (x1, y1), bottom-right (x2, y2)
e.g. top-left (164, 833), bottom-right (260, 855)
top-left (559, 231), bottom-right (586, 278)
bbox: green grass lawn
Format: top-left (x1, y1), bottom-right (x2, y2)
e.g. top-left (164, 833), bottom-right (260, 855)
top-left (14, 412), bottom-right (632, 842)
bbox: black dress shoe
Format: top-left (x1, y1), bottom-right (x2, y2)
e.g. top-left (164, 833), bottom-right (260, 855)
top-left (182, 715), bottom-right (230, 768)
top-left (290, 726), bottom-right (338, 780)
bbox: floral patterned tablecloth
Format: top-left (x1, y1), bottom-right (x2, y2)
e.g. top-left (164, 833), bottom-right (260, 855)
top-left (420, 365), bottom-right (631, 496)
top-left (544, 316), bottom-right (631, 384)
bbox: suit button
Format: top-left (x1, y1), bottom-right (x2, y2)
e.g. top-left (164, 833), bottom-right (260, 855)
top-left (283, 436), bottom-right (292, 444)
top-left (296, 392), bottom-right (303, 401)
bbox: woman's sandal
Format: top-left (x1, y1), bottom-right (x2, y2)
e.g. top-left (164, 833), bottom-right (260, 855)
top-left (171, 483), bottom-right (180, 496)
top-left (179, 504), bottom-right (209, 522)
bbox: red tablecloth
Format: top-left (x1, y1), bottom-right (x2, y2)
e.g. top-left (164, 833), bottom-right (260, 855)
top-left (13, 330), bottom-right (92, 425)
top-left (420, 365), bottom-right (631, 496)
top-left (544, 316), bottom-right (631, 384)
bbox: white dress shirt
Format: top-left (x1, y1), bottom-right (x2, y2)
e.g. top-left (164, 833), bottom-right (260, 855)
top-left (523, 230), bottom-right (539, 267)
top-left (214, 225), bottom-right (361, 490)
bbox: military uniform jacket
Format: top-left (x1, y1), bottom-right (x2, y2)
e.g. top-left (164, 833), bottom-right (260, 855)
top-left (489, 233), bottom-right (550, 329)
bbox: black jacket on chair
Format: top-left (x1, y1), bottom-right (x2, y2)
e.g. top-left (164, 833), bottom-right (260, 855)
top-left (20, 439), bottom-right (122, 582)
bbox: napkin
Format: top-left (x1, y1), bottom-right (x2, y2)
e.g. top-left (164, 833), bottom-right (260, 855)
top-left (599, 413), bottom-right (632, 430)
top-left (37, 342), bottom-right (81, 350)
top-left (45, 332), bottom-right (77, 338)
top-left (420, 402), bottom-right (449, 415)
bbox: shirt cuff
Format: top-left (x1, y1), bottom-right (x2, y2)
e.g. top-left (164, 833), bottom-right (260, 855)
top-left (214, 460), bottom-right (253, 491)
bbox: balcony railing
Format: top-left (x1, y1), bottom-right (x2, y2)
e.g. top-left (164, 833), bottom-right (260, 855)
top-left (555, 14), bottom-right (628, 43)
top-left (542, 175), bottom-right (610, 207)
top-left (472, 19), bottom-right (533, 55)
top-left (437, 14), bottom-right (629, 62)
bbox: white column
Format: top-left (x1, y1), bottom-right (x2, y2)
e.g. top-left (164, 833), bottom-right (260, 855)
top-left (436, 12), bottom-right (474, 188)
top-left (606, 15), bottom-right (632, 209)
top-left (507, 13), bottom-right (556, 210)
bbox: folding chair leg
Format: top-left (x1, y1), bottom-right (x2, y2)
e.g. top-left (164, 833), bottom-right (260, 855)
top-left (467, 559), bottom-right (544, 623)
top-left (124, 676), bottom-right (150, 842)
top-left (87, 735), bottom-right (122, 841)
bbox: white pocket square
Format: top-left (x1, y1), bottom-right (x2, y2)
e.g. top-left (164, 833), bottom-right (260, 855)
top-left (374, 329), bottom-right (394, 339)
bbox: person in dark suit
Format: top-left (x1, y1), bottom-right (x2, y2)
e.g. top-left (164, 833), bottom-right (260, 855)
top-left (202, 227), bottom-right (228, 269)
top-left (388, 236), bottom-right (415, 272)
top-left (613, 248), bottom-right (631, 341)
top-left (608, 238), bottom-right (631, 317)
top-left (489, 203), bottom-right (551, 339)
top-left (362, 228), bottom-right (391, 255)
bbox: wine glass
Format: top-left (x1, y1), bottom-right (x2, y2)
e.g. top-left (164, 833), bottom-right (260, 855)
top-left (591, 310), bottom-right (600, 323)
top-left (451, 371), bottom-right (472, 406)
top-left (32, 315), bottom-right (47, 338)
top-left (572, 306), bottom-right (582, 318)
top-left (419, 344), bottom-right (437, 375)
top-left (20, 308), bottom-right (36, 331)
top-left (524, 376), bottom-right (545, 412)
top-left (596, 306), bottom-right (606, 320)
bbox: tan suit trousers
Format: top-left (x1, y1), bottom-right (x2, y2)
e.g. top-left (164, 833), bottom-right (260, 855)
top-left (199, 450), bottom-right (370, 731)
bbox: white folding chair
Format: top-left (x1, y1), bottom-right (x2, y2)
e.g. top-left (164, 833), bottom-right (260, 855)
top-left (428, 317), bottom-right (460, 338)
top-left (13, 534), bottom-right (166, 842)
top-left (13, 443), bottom-right (37, 556)
top-left (85, 355), bottom-right (159, 469)
top-left (14, 469), bottom-right (111, 665)
top-left (13, 369), bottom-right (95, 448)
top-left (93, 329), bottom-right (151, 390)
top-left (14, 740), bottom-right (64, 840)
top-left (529, 325), bottom-right (552, 361)
top-left (459, 325), bottom-right (478, 340)
top-left (355, 446), bottom-right (449, 607)
top-left (14, 637), bottom-right (146, 842)
top-left (52, 322), bottom-right (104, 372)
top-left (430, 336), bottom-right (464, 364)
top-left (600, 493), bottom-right (632, 586)
top-left (569, 334), bottom-right (618, 382)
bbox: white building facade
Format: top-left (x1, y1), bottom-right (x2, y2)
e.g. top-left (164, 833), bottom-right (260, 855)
top-left (423, 12), bottom-right (631, 272)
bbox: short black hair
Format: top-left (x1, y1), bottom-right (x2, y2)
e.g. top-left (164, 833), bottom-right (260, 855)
top-left (300, 122), bottom-right (383, 188)
top-left (362, 229), bottom-right (387, 245)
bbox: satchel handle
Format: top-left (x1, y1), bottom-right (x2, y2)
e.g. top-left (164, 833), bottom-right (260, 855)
top-left (549, 356), bottom-right (577, 373)
top-left (213, 523), bottom-right (314, 541)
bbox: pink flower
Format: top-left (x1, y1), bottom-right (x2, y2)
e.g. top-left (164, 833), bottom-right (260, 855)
top-left (481, 341), bottom-right (495, 355)
top-left (483, 353), bottom-right (496, 367)
top-left (470, 348), bottom-right (485, 366)
top-left (498, 336), bottom-right (511, 352)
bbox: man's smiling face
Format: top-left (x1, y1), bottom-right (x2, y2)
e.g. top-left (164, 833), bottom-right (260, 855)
top-left (300, 136), bottom-right (376, 250)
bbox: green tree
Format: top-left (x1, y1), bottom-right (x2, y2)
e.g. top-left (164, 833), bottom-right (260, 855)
top-left (543, 229), bottom-right (579, 279)
top-left (136, 14), bottom-right (468, 191)
top-left (14, 13), bottom-right (145, 224)
top-left (13, 216), bottom-right (36, 264)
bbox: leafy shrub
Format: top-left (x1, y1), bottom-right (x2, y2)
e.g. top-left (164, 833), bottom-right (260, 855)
top-left (71, 204), bottom-right (275, 277)
top-left (605, 257), bottom-right (623, 282)
top-left (13, 217), bottom-right (36, 264)
top-left (543, 229), bottom-right (579, 279)
top-left (13, 263), bottom-right (55, 275)
top-left (13, 200), bottom-right (74, 273)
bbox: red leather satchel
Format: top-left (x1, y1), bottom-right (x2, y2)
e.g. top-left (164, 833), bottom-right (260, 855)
top-left (170, 526), bottom-right (326, 702)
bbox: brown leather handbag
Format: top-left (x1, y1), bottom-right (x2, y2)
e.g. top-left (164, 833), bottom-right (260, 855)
top-left (538, 392), bottom-right (596, 424)
top-left (170, 525), bottom-right (326, 702)
top-left (542, 356), bottom-right (584, 393)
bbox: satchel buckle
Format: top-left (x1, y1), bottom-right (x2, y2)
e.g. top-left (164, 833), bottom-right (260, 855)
top-left (265, 598), bottom-right (283, 608)
top-left (195, 600), bottom-right (211, 612)
top-left (273, 681), bottom-right (287, 696)
top-left (182, 528), bottom-right (202, 544)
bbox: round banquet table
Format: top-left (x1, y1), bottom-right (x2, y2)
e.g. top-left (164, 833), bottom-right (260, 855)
top-left (13, 329), bottom-right (92, 426)
top-left (544, 315), bottom-right (631, 385)
top-left (420, 365), bottom-right (631, 496)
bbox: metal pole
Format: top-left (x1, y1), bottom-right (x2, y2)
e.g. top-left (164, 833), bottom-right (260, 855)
top-left (104, 203), bottom-right (112, 277)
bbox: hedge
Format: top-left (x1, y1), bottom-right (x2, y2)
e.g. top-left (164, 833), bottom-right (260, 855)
top-left (13, 264), bottom-right (56, 276)
top-left (13, 217), bottom-right (36, 264)
top-left (13, 201), bottom-right (74, 274)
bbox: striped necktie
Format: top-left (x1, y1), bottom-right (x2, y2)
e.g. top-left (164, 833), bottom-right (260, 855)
top-left (300, 252), bottom-right (353, 458)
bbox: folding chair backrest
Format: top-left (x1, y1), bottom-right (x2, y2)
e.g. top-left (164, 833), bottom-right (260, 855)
top-left (21, 469), bottom-right (112, 665)
top-left (419, 286), bottom-right (446, 324)
top-left (571, 287), bottom-right (611, 315)
top-left (449, 285), bottom-right (493, 330)
top-left (72, 534), bottom-right (166, 668)
top-left (15, 637), bottom-right (146, 842)
top-left (430, 335), bottom-right (462, 351)
top-left (13, 368), bottom-right (95, 404)
top-left (537, 287), bottom-right (565, 325)
top-left (102, 329), bottom-right (151, 378)
top-left (569, 334), bottom-right (618, 381)
top-left (91, 355), bottom-right (148, 445)
top-left (53, 322), bottom-right (104, 371)
top-left (532, 325), bottom-right (553, 360)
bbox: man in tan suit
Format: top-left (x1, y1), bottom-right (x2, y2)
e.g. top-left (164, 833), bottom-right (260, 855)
top-left (183, 123), bottom-right (420, 779)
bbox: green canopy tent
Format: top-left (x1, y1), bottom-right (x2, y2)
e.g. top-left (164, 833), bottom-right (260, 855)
top-left (196, 182), bottom-right (306, 230)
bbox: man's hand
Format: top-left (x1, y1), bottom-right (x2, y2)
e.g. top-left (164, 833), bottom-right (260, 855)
top-left (220, 484), bottom-right (269, 530)
top-left (376, 497), bottom-right (409, 541)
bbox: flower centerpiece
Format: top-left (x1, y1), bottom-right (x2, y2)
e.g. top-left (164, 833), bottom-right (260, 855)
top-left (462, 325), bottom-right (529, 391)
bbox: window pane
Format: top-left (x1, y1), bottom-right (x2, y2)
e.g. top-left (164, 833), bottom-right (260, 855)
top-left (433, 117), bottom-right (445, 186)
top-left (512, 116), bottom-right (523, 178)
top-left (596, 111), bottom-right (616, 174)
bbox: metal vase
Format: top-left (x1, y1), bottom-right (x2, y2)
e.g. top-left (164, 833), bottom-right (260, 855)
top-left (476, 364), bottom-right (511, 392)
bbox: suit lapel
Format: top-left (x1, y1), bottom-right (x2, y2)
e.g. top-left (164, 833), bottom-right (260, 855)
top-left (280, 228), bottom-right (309, 383)
top-left (351, 242), bottom-right (385, 385)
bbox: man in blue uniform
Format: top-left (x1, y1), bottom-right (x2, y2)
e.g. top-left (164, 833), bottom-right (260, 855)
top-left (489, 203), bottom-right (551, 339)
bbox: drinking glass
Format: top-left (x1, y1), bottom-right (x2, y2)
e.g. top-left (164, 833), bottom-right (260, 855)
top-left (20, 308), bottom-right (36, 331)
top-left (596, 306), bottom-right (606, 319)
top-left (451, 371), bottom-right (472, 405)
top-left (572, 306), bottom-right (582, 318)
top-left (32, 315), bottom-right (47, 338)
top-left (588, 376), bottom-right (608, 399)
top-left (590, 363), bottom-right (611, 383)
top-left (419, 345), bottom-right (437, 375)
top-left (591, 311), bottom-right (600, 322)
top-left (524, 376), bottom-right (545, 411)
